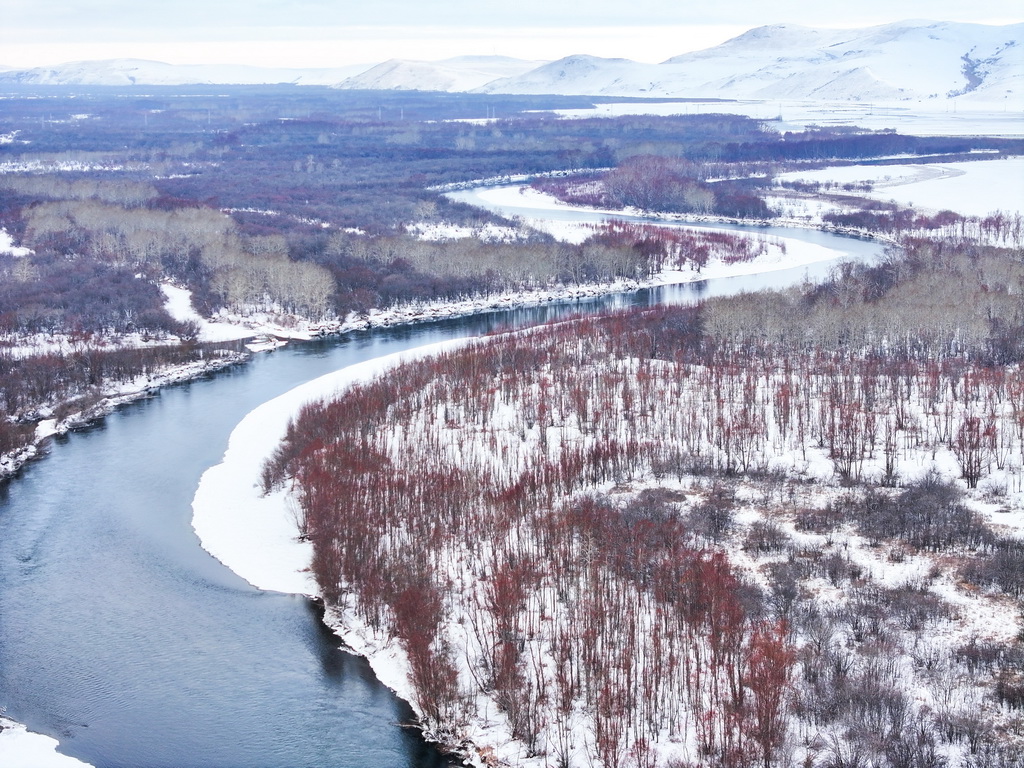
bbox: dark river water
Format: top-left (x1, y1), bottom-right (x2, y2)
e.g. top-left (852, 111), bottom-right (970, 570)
top-left (0, 206), bottom-right (882, 767)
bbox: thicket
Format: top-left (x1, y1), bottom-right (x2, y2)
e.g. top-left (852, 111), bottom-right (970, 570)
top-left (705, 238), bottom-right (1024, 363)
top-left (534, 155), bottom-right (775, 219)
top-left (265, 279), bottom-right (1024, 764)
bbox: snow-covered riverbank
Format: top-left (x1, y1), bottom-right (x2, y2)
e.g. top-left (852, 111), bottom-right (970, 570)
top-left (0, 718), bottom-right (92, 768)
top-left (0, 351), bottom-right (246, 480)
top-left (191, 339), bottom-right (469, 595)
top-left (190, 338), bottom-right (476, 755)
top-left (2, 197), bottom-right (879, 765)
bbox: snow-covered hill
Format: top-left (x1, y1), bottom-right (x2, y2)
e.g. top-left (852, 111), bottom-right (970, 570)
top-left (2, 21), bottom-right (1019, 105)
top-left (0, 58), bottom-right (368, 86)
top-left (477, 20), bottom-right (1023, 104)
top-left (333, 55), bottom-right (546, 92)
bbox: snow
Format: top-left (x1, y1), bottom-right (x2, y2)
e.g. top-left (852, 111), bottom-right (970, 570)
top-left (0, 58), bottom-right (368, 87)
top-left (191, 339), bottom-right (469, 594)
top-left (775, 155), bottom-right (1024, 218)
top-left (448, 185), bottom-right (853, 272)
top-left (161, 283), bottom-right (325, 346)
top-left (546, 99), bottom-right (1024, 137)
top-left (405, 221), bottom-right (530, 242)
top-left (0, 159), bottom-right (148, 175)
top-left (0, 228), bottom-right (32, 257)
top-left (335, 56), bottom-right (545, 92)
top-left (4, 21), bottom-right (1018, 110)
top-left (0, 719), bottom-right (92, 768)
top-left (160, 284), bottom-right (256, 343)
top-left (476, 21), bottom-right (1023, 107)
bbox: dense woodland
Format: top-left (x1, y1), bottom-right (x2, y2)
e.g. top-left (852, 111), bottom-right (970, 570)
top-left (265, 234), bottom-right (1024, 767)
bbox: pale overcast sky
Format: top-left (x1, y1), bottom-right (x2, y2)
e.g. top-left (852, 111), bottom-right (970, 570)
top-left (3, 0), bottom-right (1023, 68)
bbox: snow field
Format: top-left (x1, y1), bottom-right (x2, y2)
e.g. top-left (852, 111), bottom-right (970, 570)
top-left (774, 156), bottom-right (1024, 219)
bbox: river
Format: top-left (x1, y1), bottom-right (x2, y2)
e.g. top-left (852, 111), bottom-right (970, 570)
top-left (0, 199), bottom-right (883, 767)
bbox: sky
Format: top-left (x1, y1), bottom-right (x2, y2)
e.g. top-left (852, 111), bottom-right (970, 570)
top-left (2, 0), bottom-right (1023, 69)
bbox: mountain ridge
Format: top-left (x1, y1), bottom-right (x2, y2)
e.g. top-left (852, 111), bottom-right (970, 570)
top-left (474, 20), bottom-right (1023, 104)
top-left (2, 21), bottom-right (1020, 105)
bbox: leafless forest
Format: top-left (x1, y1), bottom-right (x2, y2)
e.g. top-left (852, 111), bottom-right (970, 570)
top-left (265, 237), bottom-right (1024, 767)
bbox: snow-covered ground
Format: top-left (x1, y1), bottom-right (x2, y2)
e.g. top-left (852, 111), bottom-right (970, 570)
top-left (0, 718), bottom-right (91, 768)
top-left (190, 340), bottom-right (480, 753)
top-left (0, 228), bottom-right (32, 257)
top-left (547, 100), bottom-right (1024, 138)
top-left (191, 317), bottom-right (1024, 766)
top-left (405, 221), bottom-right (530, 243)
top-left (775, 155), bottom-right (1024, 218)
top-left (191, 339), bottom-right (465, 595)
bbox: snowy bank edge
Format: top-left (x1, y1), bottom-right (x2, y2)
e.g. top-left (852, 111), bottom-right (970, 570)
top-left (0, 354), bottom-right (246, 481)
top-left (190, 337), bottom-right (473, 595)
top-left (189, 337), bottom-right (481, 757)
top-left (0, 718), bottom-right (92, 768)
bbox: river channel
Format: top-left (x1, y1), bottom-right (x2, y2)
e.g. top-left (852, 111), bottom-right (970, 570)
top-left (0, 200), bottom-right (883, 767)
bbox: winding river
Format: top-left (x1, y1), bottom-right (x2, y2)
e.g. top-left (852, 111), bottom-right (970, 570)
top-left (0, 197), bottom-right (883, 767)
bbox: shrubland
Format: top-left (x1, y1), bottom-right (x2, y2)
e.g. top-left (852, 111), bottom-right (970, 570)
top-left (264, 233), bottom-right (1024, 767)
top-left (4, 87), bottom-right (1021, 332)
top-left (13, 87), bottom-right (1015, 466)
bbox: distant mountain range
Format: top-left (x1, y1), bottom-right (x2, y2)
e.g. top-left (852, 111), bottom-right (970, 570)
top-left (0, 58), bottom-right (368, 86)
top-left (2, 21), bottom-right (1020, 104)
top-left (335, 56), bottom-right (547, 92)
top-left (471, 21), bottom-right (1022, 104)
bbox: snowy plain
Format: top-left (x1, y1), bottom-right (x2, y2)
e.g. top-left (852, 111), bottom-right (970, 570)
top-left (774, 156), bottom-right (1024, 218)
top-left (0, 228), bottom-right (32, 258)
top-left (547, 100), bottom-right (1024, 138)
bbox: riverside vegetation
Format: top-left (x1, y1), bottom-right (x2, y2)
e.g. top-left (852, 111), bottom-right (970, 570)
top-left (2, 84), bottom-right (1023, 766)
top-left (264, 234), bottom-right (1024, 767)
top-left (2, 87), bottom-right (1020, 466)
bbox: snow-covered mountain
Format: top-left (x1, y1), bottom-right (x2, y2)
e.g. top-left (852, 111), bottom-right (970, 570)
top-left (477, 21), bottom-right (1023, 104)
top-left (333, 56), bottom-right (546, 92)
top-left (0, 58), bottom-right (368, 86)
top-left (2, 21), bottom-right (1019, 105)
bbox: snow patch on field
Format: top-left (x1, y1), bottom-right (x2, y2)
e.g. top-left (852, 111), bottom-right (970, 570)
top-left (0, 228), bottom-right (32, 257)
top-left (406, 221), bottom-right (530, 242)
